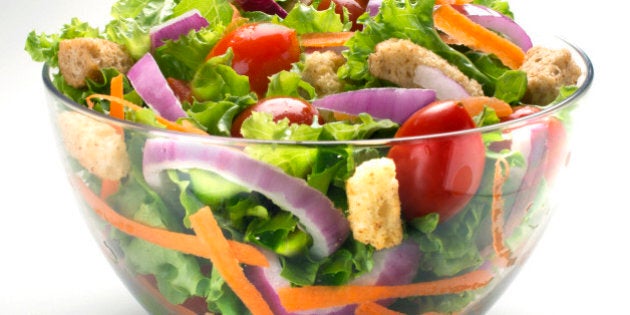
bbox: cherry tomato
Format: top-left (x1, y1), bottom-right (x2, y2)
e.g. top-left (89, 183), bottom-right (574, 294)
top-left (501, 106), bottom-right (569, 186)
top-left (543, 117), bottom-right (569, 185)
top-left (166, 77), bottom-right (193, 103)
top-left (317, 0), bottom-right (369, 31)
top-left (231, 97), bottom-right (321, 137)
top-left (208, 23), bottom-right (300, 96)
top-left (388, 100), bottom-right (486, 222)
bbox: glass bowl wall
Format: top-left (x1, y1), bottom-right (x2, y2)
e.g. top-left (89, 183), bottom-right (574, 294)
top-left (42, 36), bottom-right (593, 315)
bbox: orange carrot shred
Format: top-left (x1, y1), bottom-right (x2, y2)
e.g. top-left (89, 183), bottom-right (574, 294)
top-left (109, 74), bottom-right (125, 120)
top-left (300, 32), bottom-right (355, 48)
top-left (100, 179), bottom-right (120, 199)
top-left (190, 207), bottom-right (273, 315)
top-left (491, 156), bottom-right (514, 266)
top-left (85, 94), bottom-right (207, 135)
top-left (457, 96), bottom-right (513, 118)
top-left (355, 302), bottom-right (404, 315)
top-left (433, 4), bottom-right (524, 69)
top-left (278, 270), bottom-right (493, 312)
top-left (73, 176), bottom-right (268, 267)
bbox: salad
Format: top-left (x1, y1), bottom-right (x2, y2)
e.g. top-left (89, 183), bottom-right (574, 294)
top-left (26, 0), bottom-right (587, 314)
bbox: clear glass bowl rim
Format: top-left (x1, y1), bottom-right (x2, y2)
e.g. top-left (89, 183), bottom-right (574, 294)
top-left (42, 36), bottom-right (594, 148)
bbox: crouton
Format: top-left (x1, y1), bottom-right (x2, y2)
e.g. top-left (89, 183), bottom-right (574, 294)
top-left (346, 157), bottom-right (403, 250)
top-left (369, 38), bottom-right (484, 98)
top-left (57, 111), bottom-right (130, 181)
top-left (520, 46), bottom-right (581, 105)
top-left (302, 50), bottom-right (346, 96)
top-left (58, 38), bottom-right (133, 88)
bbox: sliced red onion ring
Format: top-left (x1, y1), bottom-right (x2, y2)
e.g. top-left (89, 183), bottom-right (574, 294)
top-left (233, 0), bottom-right (288, 18)
top-left (149, 9), bottom-right (209, 49)
top-left (413, 65), bottom-right (471, 100)
top-left (127, 53), bottom-right (187, 121)
top-left (451, 4), bottom-right (533, 52)
top-left (142, 138), bottom-right (350, 258)
top-left (366, 0), bottom-right (382, 16)
top-left (503, 122), bottom-right (549, 236)
top-left (312, 88), bottom-right (436, 124)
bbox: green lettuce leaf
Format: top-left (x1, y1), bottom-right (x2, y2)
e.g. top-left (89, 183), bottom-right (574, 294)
top-left (173, 0), bottom-right (234, 27)
top-left (153, 27), bottom-right (223, 81)
top-left (106, 0), bottom-right (178, 59)
top-left (265, 70), bottom-right (317, 100)
top-left (110, 0), bottom-right (176, 26)
top-left (281, 4), bottom-right (350, 34)
top-left (191, 51), bottom-right (252, 102)
top-left (206, 267), bottom-right (247, 315)
top-left (107, 136), bottom-right (211, 305)
top-left (104, 18), bottom-right (151, 60)
top-left (493, 70), bottom-right (527, 104)
top-left (187, 94), bottom-right (257, 136)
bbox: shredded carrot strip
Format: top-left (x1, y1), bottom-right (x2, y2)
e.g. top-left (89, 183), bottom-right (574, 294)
top-left (355, 302), bottom-right (404, 315)
top-left (100, 179), bottom-right (120, 199)
top-left (190, 207), bottom-right (273, 315)
top-left (109, 74), bottom-right (125, 120)
top-left (98, 76), bottom-right (126, 199)
top-left (73, 176), bottom-right (268, 267)
top-left (491, 157), bottom-right (514, 266)
top-left (85, 94), bottom-right (207, 135)
top-left (433, 4), bottom-right (524, 69)
top-left (278, 270), bottom-right (493, 312)
top-left (458, 96), bottom-right (513, 118)
top-left (300, 32), bottom-right (355, 48)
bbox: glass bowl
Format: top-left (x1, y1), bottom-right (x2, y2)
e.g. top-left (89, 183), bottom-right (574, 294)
top-left (43, 36), bottom-right (593, 315)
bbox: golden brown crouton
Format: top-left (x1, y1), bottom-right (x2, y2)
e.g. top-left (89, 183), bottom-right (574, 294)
top-left (346, 157), bottom-right (403, 250)
top-left (520, 46), bottom-right (581, 105)
top-left (302, 50), bottom-right (346, 96)
top-left (57, 111), bottom-right (130, 181)
top-left (369, 38), bottom-right (483, 98)
top-left (58, 38), bottom-right (133, 88)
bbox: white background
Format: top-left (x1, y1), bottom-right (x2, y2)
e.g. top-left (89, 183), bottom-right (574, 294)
top-left (0, 0), bottom-right (625, 314)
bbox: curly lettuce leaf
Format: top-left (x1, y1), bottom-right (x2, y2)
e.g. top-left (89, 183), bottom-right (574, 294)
top-left (104, 18), bottom-right (150, 60)
top-left (106, 0), bottom-right (177, 59)
top-left (281, 4), bottom-right (350, 34)
top-left (265, 70), bottom-right (317, 100)
top-left (153, 27), bottom-right (223, 81)
top-left (191, 50), bottom-right (252, 102)
top-left (280, 239), bottom-right (373, 286)
top-left (110, 0), bottom-right (177, 26)
top-left (173, 0), bottom-right (234, 27)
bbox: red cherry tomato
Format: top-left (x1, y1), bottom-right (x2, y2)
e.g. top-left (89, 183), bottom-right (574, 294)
top-left (208, 23), bottom-right (300, 96)
top-left (317, 0), bottom-right (369, 31)
top-left (388, 100), bottom-right (486, 222)
top-left (166, 77), bottom-right (193, 103)
top-left (231, 97), bottom-right (321, 137)
top-left (501, 106), bottom-right (569, 186)
top-left (543, 117), bottom-right (569, 185)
